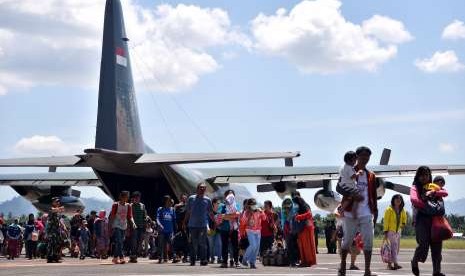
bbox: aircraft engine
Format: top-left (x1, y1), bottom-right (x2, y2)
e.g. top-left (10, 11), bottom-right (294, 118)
top-left (314, 189), bottom-right (341, 213)
top-left (256, 181), bottom-right (297, 199)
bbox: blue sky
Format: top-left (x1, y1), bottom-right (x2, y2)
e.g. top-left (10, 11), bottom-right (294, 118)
top-left (0, 0), bottom-right (464, 207)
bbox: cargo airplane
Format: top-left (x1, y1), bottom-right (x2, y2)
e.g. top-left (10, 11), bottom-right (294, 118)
top-left (1, 0), bottom-right (464, 215)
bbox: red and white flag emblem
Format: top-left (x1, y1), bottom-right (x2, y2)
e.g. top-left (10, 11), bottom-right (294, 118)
top-left (116, 47), bottom-right (127, 67)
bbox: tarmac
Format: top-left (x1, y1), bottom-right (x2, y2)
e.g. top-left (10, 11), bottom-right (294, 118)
top-left (1, 249), bottom-right (464, 276)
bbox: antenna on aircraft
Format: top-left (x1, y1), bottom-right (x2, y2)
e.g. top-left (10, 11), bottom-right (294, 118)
top-left (380, 148), bottom-right (391, 165)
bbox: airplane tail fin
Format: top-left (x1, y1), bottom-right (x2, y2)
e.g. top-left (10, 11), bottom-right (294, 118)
top-left (95, 0), bottom-right (145, 153)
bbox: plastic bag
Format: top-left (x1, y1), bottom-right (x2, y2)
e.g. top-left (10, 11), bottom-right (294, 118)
top-left (431, 216), bottom-right (453, 243)
top-left (380, 239), bottom-right (392, 263)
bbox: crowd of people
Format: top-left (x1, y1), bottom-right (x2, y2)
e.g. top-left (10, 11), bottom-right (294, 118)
top-left (0, 146), bottom-right (451, 276)
top-left (0, 184), bottom-right (318, 269)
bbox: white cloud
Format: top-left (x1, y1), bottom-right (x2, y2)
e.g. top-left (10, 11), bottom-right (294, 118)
top-left (362, 15), bottom-right (413, 44)
top-left (250, 0), bottom-right (411, 74)
top-left (0, 0), bottom-right (246, 94)
top-left (13, 135), bottom-right (88, 156)
top-left (415, 50), bottom-right (464, 73)
top-left (442, 20), bottom-right (465, 40)
top-left (439, 143), bottom-right (457, 153)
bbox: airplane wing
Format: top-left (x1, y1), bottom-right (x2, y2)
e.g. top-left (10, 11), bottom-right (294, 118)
top-left (195, 164), bottom-right (465, 192)
top-left (0, 172), bottom-right (101, 187)
top-left (0, 156), bottom-right (87, 167)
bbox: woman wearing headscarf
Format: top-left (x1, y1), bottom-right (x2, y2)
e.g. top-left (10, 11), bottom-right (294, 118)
top-left (94, 210), bottom-right (110, 259)
top-left (281, 196), bottom-right (299, 267)
top-left (217, 190), bottom-right (240, 268)
top-left (410, 166), bottom-right (446, 276)
top-left (24, 213), bottom-right (38, 259)
top-left (292, 194), bottom-right (317, 267)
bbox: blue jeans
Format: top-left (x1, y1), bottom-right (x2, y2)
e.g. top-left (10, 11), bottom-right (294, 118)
top-left (79, 239), bottom-right (88, 257)
top-left (208, 232), bottom-right (222, 260)
top-left (159, 232), bottom-right (173, 260)
top-left (244, 230), bottom-right (261, 266)
top-left (189, 227), bottom-right (208, 263)
top-left (112, 228), bottom-right (125, 258)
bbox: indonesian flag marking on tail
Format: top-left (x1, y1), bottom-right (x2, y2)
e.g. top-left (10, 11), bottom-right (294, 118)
top-left (116, 47), bottom-right (127, 67)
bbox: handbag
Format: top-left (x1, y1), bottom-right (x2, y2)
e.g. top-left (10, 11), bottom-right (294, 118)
top-left (420, 199), bottom-right (445, 217)
top-left (380, 238), bottom-right (392, 263)
top-left (431, 216), bottom-right (453, 242)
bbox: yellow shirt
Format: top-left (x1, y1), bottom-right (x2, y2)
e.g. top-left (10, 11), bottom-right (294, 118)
top-left (424, 183), bottom-right (441, 192)
top-left (383, 206), bottom-right (407, 233)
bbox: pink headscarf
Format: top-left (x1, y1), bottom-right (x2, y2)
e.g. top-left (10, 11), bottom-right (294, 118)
top-left (98, 210), bottom-right (106, 219)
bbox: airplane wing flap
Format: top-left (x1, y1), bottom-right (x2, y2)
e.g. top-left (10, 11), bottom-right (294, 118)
top-left (135, 152), bottom-right (300, 164)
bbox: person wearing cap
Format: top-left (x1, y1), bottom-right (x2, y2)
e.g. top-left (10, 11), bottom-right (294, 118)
top-left (78, 219), bottom-right (90, 260)
top-left (47, 197), bottom-right (65, 263)
top-left (129, 191), bottom-right (147, 263)
top-left (109, 191), bottom-right (136, 264)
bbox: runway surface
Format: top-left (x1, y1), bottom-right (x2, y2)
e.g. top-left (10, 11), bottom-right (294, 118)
top-left (1, 249), bottom-right (464, 276)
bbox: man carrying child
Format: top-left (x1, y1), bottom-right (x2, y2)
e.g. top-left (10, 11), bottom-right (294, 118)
top-left (337, 146), bottom-right (378, 276)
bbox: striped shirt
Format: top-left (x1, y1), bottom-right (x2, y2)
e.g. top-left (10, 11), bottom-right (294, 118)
top-left (132, 202), bottom-right (147, 228)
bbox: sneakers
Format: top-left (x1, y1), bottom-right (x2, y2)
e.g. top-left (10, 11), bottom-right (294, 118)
top-left (349, 264), bottom-right (360, 270)
top-left (241, 260), bottom-right (248, 267)
top-left (250, 264), bottom-right (257, 269)
top-left (200, 260), bottom-right (209, 266)
top-left (220, 263), bottom-right (228, 268)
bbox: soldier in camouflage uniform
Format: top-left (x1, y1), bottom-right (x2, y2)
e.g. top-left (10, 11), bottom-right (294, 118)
top-left (47, 197), bottom-right (64, 263)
